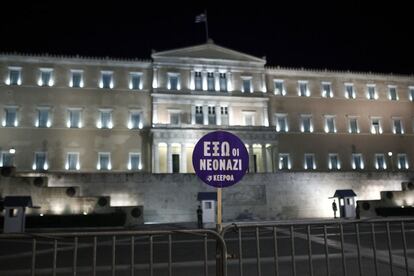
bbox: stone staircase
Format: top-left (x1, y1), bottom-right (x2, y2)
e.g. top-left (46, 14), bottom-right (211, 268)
top-left (358, 181), bottom-right (414, 217)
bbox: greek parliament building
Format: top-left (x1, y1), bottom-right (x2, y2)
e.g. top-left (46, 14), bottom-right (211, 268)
top-left (1, 41), bottom-right (414, 222)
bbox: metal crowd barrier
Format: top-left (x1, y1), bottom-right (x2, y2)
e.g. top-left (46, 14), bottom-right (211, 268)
top-left (0, 229), bottom-right (227, 276)
top-left (0, 218), bottom-right (413, 276)
top-left (221, 218), bottom-right (414, 276)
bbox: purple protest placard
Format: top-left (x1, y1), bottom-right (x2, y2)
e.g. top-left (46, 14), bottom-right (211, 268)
top-left (192, 131), bottom-right (249, 188)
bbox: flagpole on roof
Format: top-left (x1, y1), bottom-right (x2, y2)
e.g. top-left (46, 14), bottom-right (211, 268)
top-left (204, 9), bottom-right (209, 42)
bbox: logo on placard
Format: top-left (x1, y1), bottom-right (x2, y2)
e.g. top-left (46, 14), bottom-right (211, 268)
top-left (192, 131), bottom-right (249, 188)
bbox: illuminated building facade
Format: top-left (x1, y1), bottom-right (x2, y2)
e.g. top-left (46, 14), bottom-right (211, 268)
top-left (1, 41), bottom-right (413, 175)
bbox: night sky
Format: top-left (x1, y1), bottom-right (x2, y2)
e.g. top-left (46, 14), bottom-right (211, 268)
top-left (1, 1), bottom-right (413, 74)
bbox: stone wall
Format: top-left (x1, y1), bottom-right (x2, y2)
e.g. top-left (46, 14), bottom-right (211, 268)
top-left (2, 172), bottom-right (413, 223)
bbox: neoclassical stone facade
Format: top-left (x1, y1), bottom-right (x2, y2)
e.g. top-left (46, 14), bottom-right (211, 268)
top-left (1, 41), bottom-right (413, 174)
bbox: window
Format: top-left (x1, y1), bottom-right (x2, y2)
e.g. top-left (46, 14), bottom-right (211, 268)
top-left (169, 111), bottom-right (181, 125)
top-left (298, 81), bottom-right (309, 97)
top-left (100, 71), bottom-right (113, 89)
top-left (36, 108), bottom-right (51, 128)
top-left (328, 153), bottom-right (340, 170)
top-left (33, 152), bottom-right (48, 171)
top-left (397, 153), bottom-right (409, 170)
top-left (0, 151), bottom-right (14, 167)
top-left (304, 154), bottom-right (316, 170)
top-left (274, 80), bottom-right (285, 95)
top-left (129, 72), bottom-right (142, 90)
top-left (168, 73), bottom-right (180, 90)
top-left (375, 154), bottom-right (387, 170)
top-left (367, 84), bottom-right (377, 100)
top-left (409, 86), bottom-right (414, 101)
top-left (38, 68), bottom-right (54, 86)
top-left (129, 111), bottom-right (142, 129)
top-left (195, 72), bottom-right (202, 90)
top-left (345, 83), bottom-right (355, 99)
top-left (128, 153), bottom-right (141, 170)
top-left (275, 114), bottom-right (288, 132)
top-left (66, 152), bottom-right (80, 170)
top-left (6, 67), bottom-right (22, 85)
top-left (98, 110), bottom-right (113, 129)
top-left (208, 106), bottom-right (216, 125)
top-left (321, 82), bottom-right (332, 98)
top-left (348, 117), bottom-right (359, 133)
top-left (70, 70), bottom-right (83, 88)
top-left (300, 115), bottom-right (313, 133)
top-left (352, 153), bottom-right (364, 170)
top-left (220, 106), bottom-right (229, 125)
top-left (388, 85), bottom-right (398, 100)
top-left (219, 73), bottom-right (227, 92)
top-left (243, 112), bottom-right (255, 126)
top-left (67, 109), bottom-right (82, 128)
top-left (393, 118), bottom-right (404, 134)
top-left (242, 78), bottom-right (252, 93)
top-left (3, 107), bottom-right (18, 127)
top-left (195, 106), bottom-right (203, 124)
top-left (279, 153), bottom-right (291, 170)
top-left (98, 152), bottom-right (111, 170)
top-left (207, 72), bottom-right (215, 91)
top-left (324, 116), bottom-right (336, 133)
top-left (370, 118), bottom-right (382, 134)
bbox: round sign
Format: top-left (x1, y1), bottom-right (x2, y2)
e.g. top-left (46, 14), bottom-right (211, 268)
top-left (192, 131), bottom-right (249, 188)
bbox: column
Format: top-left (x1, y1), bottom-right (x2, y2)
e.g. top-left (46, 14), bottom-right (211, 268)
top-left (247, 144), bottom-right (254, 173)
top-left (153, 103), bottom-right (158, 124)
top-left (261, 73), bottom-right (267, 93)
top-left (214, 71), bottom-right (220, 91)
top-left (167, 143), bottom-right (172, 173)
top-left (152, 67), bottom-right (158, 88)
top-left (216, 105), bottom-right (221, 125)
top-left (227, 72), bottom-right (233, 92)
top-left (228, 105), bottom-right (233, 126)
top-left (263, 107), bottom-right (269, 127)
top-left (180, 144), bottom-right (187, 173)
top-left (153, 143), bottom-right (160, 173)
top-left (190, 70), bottom-right (195, 90)
top-left (191, 105), bottom-right (196, 125)
top-left (202, 71), bottom-right (208, 91)
top-left (203, 105), bottom-right (209, 125)
top-left (262, 145), bottom-right (268, 173)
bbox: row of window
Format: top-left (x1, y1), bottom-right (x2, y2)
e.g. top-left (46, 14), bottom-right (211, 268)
top-left (273, 80), bottom-right (414, 101)
top-left (275, 114), bottom-right (407, 134)
top-left (6, 66), bottom-right (413, 99)
top-left (5, 67), bottom-right (144, 89)
top-left (1, 107), bottom-right (143, 129)
top-left (278, 153), bottom-right (409, 170)
top-left (0, 151), bottom-right (142, 171)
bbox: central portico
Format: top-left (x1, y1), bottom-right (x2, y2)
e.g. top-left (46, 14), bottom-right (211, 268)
top-left (150, 40), bottom-right (277, 174)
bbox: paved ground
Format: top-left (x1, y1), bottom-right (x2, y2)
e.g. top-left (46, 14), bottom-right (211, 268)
top-left (0, 218), bottom-right (413, 275)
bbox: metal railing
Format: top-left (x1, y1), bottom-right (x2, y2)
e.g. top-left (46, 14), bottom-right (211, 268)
top-left (0, 218), bottom-right (413, 276)
top-left (221, 218), bottom-right (414, 276)
top-left (0, 229), bottom-right (227, 276)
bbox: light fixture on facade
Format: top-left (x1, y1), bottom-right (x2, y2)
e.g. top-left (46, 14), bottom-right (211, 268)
top-left (9, 148), bottom-right (15, 154)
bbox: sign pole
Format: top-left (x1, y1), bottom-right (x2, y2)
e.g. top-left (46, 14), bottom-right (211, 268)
top-left (217, 187), bottom-right (222, 232)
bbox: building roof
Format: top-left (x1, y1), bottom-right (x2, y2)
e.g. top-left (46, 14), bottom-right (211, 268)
top-left (333, 189), bottom-right (357, 198)
top-left (3, 196), bottom-right (34, 207)
top-left (152, 40), bottom-right (266, 64)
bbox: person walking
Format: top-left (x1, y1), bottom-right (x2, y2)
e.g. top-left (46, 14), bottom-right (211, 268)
top-left (332, 200), bottom-right (338, 218)
top-left (197, 205), bottom-right (203, 228)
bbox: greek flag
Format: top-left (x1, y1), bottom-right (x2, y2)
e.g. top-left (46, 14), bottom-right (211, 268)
top-left (195, 13), bottom-right (206, 23)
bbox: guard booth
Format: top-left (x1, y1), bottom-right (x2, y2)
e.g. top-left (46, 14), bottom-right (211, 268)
top-left (197, 192), bottom-right (217, 226)
top-left (3, 196), bottom-right (36, 233)
top-left (332, 190), bottom-right (357, 218)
